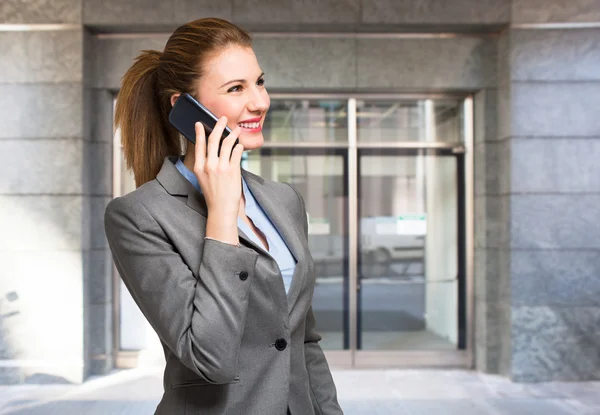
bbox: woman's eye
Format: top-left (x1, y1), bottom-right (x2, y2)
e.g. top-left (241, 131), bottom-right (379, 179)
top-left (257, 78), bottom-right (265, 86)
top-left (227, 85), bottom-right (242, 93)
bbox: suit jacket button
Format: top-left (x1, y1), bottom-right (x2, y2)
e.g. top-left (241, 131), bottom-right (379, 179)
top-left (275, 338), bottom-right (287, 351)
top-left (239, 271), bottom-right (249, 281)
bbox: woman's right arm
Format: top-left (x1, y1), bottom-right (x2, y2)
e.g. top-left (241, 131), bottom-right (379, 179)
top-left (105, 195), bottom-right (258, 384)
top-left (105, 118), bottom-right (251, 384)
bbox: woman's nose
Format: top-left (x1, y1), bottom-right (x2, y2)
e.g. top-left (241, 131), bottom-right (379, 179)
top-left (247, 90), bottom-right (269, 113)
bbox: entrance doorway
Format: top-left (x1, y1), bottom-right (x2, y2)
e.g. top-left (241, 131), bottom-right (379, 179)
top-left (112, 94), bottom-right (474, 369)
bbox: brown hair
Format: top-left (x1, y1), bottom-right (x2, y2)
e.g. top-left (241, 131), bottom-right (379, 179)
top-left (114, 18), bottom-right (252, 187)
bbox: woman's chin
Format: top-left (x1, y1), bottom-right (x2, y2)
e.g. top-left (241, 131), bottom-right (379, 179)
top-left (239, 132), bottom-right (265, 150)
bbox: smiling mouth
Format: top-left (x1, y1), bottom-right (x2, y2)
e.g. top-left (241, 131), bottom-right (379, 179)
top-left (238, 121), bottom-right (260, 129)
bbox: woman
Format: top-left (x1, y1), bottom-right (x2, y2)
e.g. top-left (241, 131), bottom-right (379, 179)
top-left (104, 17), bottom-right (343, 415)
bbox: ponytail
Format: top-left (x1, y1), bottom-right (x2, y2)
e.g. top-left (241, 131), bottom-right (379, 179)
top-left (114, 50), bottom-right (181, 187)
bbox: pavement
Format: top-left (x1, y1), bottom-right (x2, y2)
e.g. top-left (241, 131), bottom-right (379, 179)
top-left (1, 368), bottom-right (599, 414)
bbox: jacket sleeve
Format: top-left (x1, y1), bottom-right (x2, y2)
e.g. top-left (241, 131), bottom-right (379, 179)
top-left (285, 183), bottom-right (343, 414)
top-left (104, 196), bottom-right (259, 384)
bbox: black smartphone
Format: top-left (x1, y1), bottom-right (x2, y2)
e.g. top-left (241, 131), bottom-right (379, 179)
top-left (168, 93), bottom-right (237, 156)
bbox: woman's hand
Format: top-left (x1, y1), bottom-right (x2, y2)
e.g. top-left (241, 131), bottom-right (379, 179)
top-left (193, 117), bottom-right (244, 245)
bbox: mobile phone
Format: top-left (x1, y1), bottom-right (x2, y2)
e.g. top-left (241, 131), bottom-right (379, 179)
top-left (168, 93), bottom-right (237, 156)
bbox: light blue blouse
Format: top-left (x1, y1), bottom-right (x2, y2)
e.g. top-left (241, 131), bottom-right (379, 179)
top-left (175, 158), bottom-right (296, 294)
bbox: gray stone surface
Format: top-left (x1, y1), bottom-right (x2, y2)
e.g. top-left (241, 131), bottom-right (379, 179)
top-left (496, 140), bottom-right (511, 194)
top-left (93, 34), bottom-right (360, 90)
top-left (93, 34), bottom-right (497, 91)
top-left (510, 194), bottom-right (600, 249)
top-left (173, 0), bottom-right (233, 22)
top-left (88, 303), bottom-right (111, 357)
top-left (480, 195), bottom-right (510, 250)
top-left (0, 31), bottom-right (83, 84)
top-left (3, 368), bottom-right (599, 414)
top-left (497, 21), bottom-right (600, 385)
top-left (87, 249), bottom-right (113, 304)
top-left (1, 0), bottom-right (82, 24)
top-left (83, 249), bottom-right (114, 375)
top-left (511, 250), bottom-right (600, 307)
top-left (511, 29), bottom-right (600, 82)
top-left (477, 300), bottom-right (512, 375)
top-left (357, 37), bottom-right (497, 89)
top-left (90, 197), bottom-right (111, 250)
top-left (512, 0), bottom-right (600, 24)
top-left (254, 37), bottom-right (356, 89)
top-left (512, 82), bottom-right (600, 137)
top-left (0, 139), bottom-right (83, 194)
top-left (86, 89), bottom-right (116, 143)
top-left (0, 196), bottom-right (85, 251)
top-left (474, 143), bottom-right (486, 197)
top-left (91, 38), bottom-right (143, 90)
top-left (475, 299), bottom-right (489, 370)
top-left (496, 82), bottom-right (511, 142)
top-left (474, 195), bottom-right (486, 248)
top-left (496, 33), bottom-right (511, 141)
top-left (0, 84), bottom-right (83, 139)
top-left (474, 88), bottom-right (498, 144)
top-left (512, 306), bottom-right (600, 382)
top-left (83, 30), bottom-right (94, 88)
top-left (233, 0), bottom-right (360, 24)
top-left (84, 0), bottom-right (233, 26)
top-left (361, 0), bottom-right (510, 24)
top-left (479, 139), bottom-right (509, 196)
top-left (474, 249), bottom-right (487, 300)
top-left (82, 142), bottom-right (112, 196)
top-left (83, 0), bottom-right (178, 25)
top-left (511, 138), bottom-right (600, 193)
top-left (475, 249), bottom-right (511, 304)
top-left (91, 37), bottom-right (167, 89)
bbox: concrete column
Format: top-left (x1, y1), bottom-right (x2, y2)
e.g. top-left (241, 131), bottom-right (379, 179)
top-left (0, 1), bottom-right (113, 383)
top-left (495, 0), bottom-right (600, 382)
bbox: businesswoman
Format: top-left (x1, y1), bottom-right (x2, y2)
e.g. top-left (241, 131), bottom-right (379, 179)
top-left (104, 17), bottom-right (343, 415)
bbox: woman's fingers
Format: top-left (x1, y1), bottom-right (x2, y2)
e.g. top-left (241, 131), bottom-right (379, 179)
top-left (230, 141), bottom-right (245, 165)
top-left (218, 126), bottom-right (242, 167)
top-left (193, 121), bottom-right (206, 175)
top-left (206, 116), bottom-right (229, 167)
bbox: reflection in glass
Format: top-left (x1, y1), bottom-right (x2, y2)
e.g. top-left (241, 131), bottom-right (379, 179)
top-left (357, 99), bottom-right (463, 143)
top-left (358, 152), bottom-right (458, 350)
top-left (262, 100), bottom-right (347, 143)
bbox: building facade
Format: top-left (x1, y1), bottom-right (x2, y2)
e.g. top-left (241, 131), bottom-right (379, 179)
top-left (1, 0), bottom-right (599, 384)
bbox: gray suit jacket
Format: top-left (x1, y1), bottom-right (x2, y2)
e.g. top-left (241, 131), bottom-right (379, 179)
top-left (104, 156), bottom-right (343, 415)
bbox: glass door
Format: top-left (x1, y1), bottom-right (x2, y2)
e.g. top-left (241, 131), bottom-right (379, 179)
top-left (254, 95), bottom-right (472, 368)
top-left (112, 94), bottom-right (473, 369)
top-left (357, 149), bottom-right (465, 351)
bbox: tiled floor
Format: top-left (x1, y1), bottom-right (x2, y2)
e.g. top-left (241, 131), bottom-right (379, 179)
top-left (1, 368), bottom-right (599, 414)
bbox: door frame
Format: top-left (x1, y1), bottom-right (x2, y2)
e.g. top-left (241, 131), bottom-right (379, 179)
top-left (263, 93), bottom-right (475, 369)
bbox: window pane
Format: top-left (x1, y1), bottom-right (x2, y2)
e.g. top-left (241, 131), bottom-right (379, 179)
top-left (263, 100), bottom-right (348, 143)
top-left (357, 99), bottom-right (463, 143)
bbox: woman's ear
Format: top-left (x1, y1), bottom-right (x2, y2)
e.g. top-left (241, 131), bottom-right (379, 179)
top-left (170, 93), bottom-right (181, 107)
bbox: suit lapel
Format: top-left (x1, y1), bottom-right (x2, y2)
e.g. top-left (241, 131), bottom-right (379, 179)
top-left (242, 169), bottom-right (307, 314)
top-left (155, 157), bottom-right (257, 250)
top-left (156, 157), bottom-right (308, 314)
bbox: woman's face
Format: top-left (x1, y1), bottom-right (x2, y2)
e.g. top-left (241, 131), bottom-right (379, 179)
top-left (195, 45), bottom-right (270, 151)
